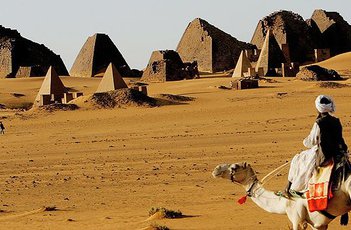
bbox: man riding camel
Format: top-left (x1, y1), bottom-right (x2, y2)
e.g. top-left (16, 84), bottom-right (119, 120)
top-left (286, 95), bottom-right (348, 196)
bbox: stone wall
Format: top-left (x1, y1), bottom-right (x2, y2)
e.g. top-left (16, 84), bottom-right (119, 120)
top-left (15, 65), bottom-right (46, 78)
top-left (0, 40), bottom-right (13, 77)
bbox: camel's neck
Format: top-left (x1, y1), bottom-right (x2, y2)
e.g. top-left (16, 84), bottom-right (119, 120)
top-left (244, 179), bottom-right (288, 215)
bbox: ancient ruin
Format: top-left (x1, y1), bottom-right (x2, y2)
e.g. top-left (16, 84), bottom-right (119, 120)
top-left (141, 50), bottom-right (198, 83)
top-left (251, 11), bottom-right (315, 64)
top-left (96, 63), bottom-right (128, 93)
top-left (34, 67), bottom-right (82, 107)
top-left (70, 33), bottom-right (136, 78)
top-left (232, 51), bottom-right (252, 78)
top-left (255, 30), bottom-right (286, 76)
top-left (0, 25), bottom-right (68, 78)
top-left (296, 65), bottom-right (342, 81)
top-left (177, 18), bottom-right (255, 73)
top-left (308, 9), bottom-right (351, 56)
top-left (234, 78), bottom-right (259, 90)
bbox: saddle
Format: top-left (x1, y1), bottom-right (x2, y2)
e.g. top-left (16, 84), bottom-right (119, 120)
top-left (306, 151), bottom-right (350, 212)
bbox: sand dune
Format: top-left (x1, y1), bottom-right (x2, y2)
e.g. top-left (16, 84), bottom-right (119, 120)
top-left (0, 76), bottom-right (351, 229)
top-left (313, 52), bottom-right (351, 76)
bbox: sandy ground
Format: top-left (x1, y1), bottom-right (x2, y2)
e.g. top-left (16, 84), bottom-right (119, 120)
top-left (0, 71), bottom-right (351, 229)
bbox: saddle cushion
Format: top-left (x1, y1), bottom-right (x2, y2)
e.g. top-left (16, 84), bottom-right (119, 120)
top-left (306, 160), bottom-right (334, 212)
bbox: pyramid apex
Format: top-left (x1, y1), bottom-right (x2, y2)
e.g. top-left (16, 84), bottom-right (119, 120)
top-left (96, 62), bottom-right (127, 93)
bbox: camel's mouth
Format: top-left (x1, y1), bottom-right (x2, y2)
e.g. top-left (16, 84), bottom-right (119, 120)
top-left (212, 169), bottom-right (221, 178)
top-left (212, 164), bottom-right (230, 178)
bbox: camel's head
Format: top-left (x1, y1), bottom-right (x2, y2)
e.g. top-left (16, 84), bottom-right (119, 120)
top-left (212, 162), bottom-right (256, 185)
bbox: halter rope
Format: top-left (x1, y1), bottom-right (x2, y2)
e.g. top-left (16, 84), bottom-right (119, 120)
top-left (234, 161), bottom-right (290, 204)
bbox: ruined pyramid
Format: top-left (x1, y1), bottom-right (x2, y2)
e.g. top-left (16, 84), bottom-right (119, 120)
top-left (0, 25), bottom-right (68, 78)
top-left (96, 63), bottom-right (128, 93)
top-left (255, 30), bottom-right (286, 76)
top-left (34, 66), bottom-right (67, 106)
top-left (70, 33), bottom-right (131, 78)
top-left (232, 51), bottom-right (252, 78)
top-left (141, 50), bottom-right (195, 82)
top-left (308, 9), bottom-right (351, 56)
top-left (177, 18), bottom-right (254, 73)
top-left (251, 11), bottom-right (314, 64)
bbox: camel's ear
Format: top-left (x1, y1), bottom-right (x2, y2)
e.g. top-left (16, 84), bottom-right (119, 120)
top-left (243, 162), bottom-right (247, 168)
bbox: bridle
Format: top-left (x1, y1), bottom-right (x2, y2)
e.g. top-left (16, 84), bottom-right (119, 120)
top-left (230, 166), bottom-right (259, 197)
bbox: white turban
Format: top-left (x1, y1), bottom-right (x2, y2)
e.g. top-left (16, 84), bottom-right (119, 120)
top-left (315, 95), bottom-right (335, 113)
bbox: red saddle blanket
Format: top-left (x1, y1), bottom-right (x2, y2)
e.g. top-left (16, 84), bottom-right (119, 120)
top-left (306, 160), bottom-right (334, 212)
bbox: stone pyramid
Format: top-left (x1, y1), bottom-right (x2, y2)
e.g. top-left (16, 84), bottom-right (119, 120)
top-left (34, 66), bottom-right (67, 105)
top-left (255, 30), bottom-right (286, 76)
top-left (96, 63), bottom-right (127, 93)
top-left (0, 25), bottom-right (68, 78)
top-left (70, 33), bottom-right (131, 78)
top-left (309, 9), bottom-right (351, 56)
top-left (232, 51), bottom-right (252, 78)
top-left (251, 10), bottom-right (314, 64)
top-left (177, 18), bottom-right (254, 73)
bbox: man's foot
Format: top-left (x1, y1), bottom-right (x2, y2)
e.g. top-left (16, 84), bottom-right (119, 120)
top-left (274, 190), bottom-right (292, 199)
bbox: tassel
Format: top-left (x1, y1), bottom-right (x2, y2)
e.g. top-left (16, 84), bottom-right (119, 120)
top-left (340, 213), bottom-right (349, 226)
top-left (237, 195), bottom-right (247, 204)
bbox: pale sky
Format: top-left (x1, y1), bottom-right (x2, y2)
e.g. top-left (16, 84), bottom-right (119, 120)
top-left (1, 0), bottom-right (350, 70)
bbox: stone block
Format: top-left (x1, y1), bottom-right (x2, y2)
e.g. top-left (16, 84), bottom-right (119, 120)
top-left (236, 79), bottom-right (259, 90)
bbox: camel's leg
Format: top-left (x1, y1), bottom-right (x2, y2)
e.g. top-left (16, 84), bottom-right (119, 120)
top-left (289, 217), bottom-right (305, 230)
top-left (287, 204), bottom-right (307, 230)
top-left (291, 222), bottom-right (307, 230)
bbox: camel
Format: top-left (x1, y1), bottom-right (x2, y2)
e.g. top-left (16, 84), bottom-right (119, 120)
top-left (212, 162), bottom-right (351, 230)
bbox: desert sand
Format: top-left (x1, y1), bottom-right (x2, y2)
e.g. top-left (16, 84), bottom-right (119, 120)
top-left (313, 52), bottom-right (351, 76)
top-left (0, 71), bottom-right (350, 229)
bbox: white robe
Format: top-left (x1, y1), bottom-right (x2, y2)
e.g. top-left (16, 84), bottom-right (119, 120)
top-left (288, 122), bottom-right (325, 192)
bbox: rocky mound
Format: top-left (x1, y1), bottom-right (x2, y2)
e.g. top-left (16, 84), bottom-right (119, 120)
top-left (156, 94), bottom-right (194, 102)
top-left (36, 104), bottom-right (79, 112)
top-left (88, 88), bottom-right (156, 108)
top-left (0, 25), bottom-right (68, 78)
top-left (296, 65), bottom-right (342, 81)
